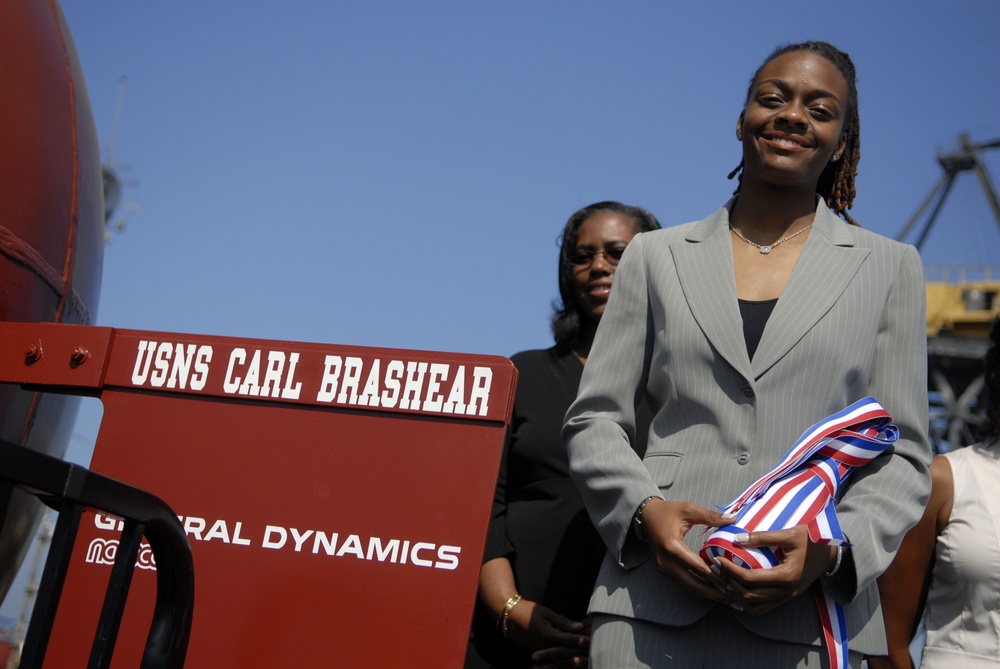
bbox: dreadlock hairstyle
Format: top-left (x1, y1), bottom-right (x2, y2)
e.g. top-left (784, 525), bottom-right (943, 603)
top-left (551, 201), bottom-right (661, 353)
top-left (727, 41), bottom-right (862, 226)
top-left (984, 316), bottom-right (1000, 441)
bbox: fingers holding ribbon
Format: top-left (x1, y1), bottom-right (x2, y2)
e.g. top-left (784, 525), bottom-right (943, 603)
top-left (696, 398), bottom-right (895, 668)
top-left (642, 498), bottom-right (735, 602)
top-left (712, 526), bottom-right (838, 615)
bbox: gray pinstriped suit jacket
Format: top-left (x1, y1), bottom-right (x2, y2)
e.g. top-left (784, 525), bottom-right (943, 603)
top-left (563, 198), bottom-right (932, 656)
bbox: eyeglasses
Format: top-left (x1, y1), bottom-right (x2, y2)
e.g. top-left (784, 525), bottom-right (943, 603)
top-left (569, 245), bottom-right (627, 267)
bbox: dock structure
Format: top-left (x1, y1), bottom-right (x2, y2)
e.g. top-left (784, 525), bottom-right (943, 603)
top-left (897, 134), bottom-right (1000, 451)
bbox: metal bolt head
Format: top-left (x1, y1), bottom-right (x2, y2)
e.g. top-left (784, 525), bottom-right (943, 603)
top-left (25, 345), bottom-right (42, 364)
top-left (70, 347), bottom-right (90, 365)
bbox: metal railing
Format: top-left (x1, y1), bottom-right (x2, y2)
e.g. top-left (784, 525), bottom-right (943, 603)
top-left (0, 439), bottom-right (193, 669)
top-left (924, 264), bottom-right (1000, 284)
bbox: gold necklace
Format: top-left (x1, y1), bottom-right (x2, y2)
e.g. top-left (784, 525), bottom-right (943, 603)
top-left (729, 223), bottom-right (813, 255)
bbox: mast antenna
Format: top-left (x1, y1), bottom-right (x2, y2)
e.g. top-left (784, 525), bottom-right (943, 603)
top-left (896, 132), bottom-right (1000, 250)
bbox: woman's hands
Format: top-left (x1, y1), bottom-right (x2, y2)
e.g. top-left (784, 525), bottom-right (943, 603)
top-left (478, 557), bottom-right (590, 667)
top-left (504, 600), bottom-right (590, 668)
top-left (641, 499), bottom-right (838, 614)
top-left (641, 498), bottom-right (733, 602)
top-left (712, 526), bottom-right (839, 615)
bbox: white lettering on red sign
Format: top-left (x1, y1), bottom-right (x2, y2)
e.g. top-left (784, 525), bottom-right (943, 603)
top-left (91, 514), bottom-right (461, 572)
top-left (127, 339), bottom-right (496, 417)
top-left (131, 340), bottom-right (213, 390)
top-left (222, 348), bottom-right (302, 400)
top-left (316, 355), bottom-right (492, 416)
top-left (260, 525), bottom-right (460, 570)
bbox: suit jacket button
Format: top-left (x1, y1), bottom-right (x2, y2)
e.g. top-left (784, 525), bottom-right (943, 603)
top-left (737, 452), bottom-right (751, 465)
top-left (741, 382), bottom-right (754, 397)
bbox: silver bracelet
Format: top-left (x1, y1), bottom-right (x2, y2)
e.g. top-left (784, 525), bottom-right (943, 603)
top-left (824, 545), bottom-right (843, 577)
top-left (632, 495), bottom-right (660, 541)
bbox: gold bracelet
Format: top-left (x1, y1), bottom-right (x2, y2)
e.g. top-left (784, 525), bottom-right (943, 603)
top-left (497, 594), bottom-right (523, 638)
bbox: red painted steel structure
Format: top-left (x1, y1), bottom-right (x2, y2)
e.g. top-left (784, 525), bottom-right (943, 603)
top-left (0, 322), bottom-right (514, 666)
top-left (0, 0), bottom-right (106, 599)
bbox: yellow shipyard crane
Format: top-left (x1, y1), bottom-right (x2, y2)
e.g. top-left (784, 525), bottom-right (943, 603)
top-left (897, 133), bottom-right (1000, 450)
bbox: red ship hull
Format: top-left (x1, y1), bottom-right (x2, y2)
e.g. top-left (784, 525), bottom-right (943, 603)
top-left (0, 0), bottom-right (104, 598)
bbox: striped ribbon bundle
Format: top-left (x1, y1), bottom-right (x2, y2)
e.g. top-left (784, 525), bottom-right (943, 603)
top-left (700, 397), bottom-right (899, 669)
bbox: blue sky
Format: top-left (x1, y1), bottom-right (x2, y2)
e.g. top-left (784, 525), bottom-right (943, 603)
top-left (4, 0), bottom-right (1000, 620)
top-left (62, 1), bottom-right (1000, 357)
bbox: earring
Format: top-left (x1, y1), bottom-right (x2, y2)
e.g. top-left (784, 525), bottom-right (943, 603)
top-left (832, 154), bottom-right (841, 162)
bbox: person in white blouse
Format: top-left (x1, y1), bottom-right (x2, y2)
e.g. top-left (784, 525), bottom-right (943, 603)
top-left (873, 316), bottom-right (1000, 669)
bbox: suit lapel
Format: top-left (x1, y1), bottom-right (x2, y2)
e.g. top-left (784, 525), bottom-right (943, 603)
top-left (671, 203), bottom-right (753, 380)
top-left (750, 202), bottom-right (870, 377)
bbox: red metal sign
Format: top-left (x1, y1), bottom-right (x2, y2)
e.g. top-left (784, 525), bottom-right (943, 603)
top-left (0, 323), bottom-right (515, 667)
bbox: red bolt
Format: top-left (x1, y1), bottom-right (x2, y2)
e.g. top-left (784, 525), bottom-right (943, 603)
top-left (25, 345), bottom-right (42, 364)
top-left (70, 347), bottom-right (89, 365)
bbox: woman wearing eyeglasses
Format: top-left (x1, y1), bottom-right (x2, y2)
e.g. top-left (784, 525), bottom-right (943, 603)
top-left (465, 202), bottom-right (660, 669)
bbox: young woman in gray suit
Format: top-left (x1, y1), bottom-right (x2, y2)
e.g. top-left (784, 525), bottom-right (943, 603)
top-left (563, 41), bottom-right (932, 668)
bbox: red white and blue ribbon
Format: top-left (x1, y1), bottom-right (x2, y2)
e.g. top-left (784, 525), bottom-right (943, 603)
top-left (700, 397), bottom-right (898, 669)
